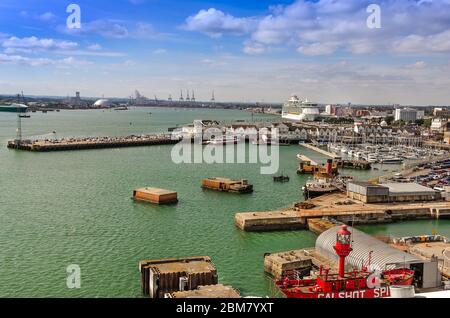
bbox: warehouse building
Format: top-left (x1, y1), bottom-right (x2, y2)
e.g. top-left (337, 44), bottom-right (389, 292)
top-left (382, 183), bottom-right (440, 202)
top-left (316, 226), bottom-right (442, 289)
top-left (347, 182), bottom-right (389, 203)
top-left (347, 182), bottom-right (439, 203)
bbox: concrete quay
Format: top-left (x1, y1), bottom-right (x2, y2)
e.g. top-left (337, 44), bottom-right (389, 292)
top-left (235, 210), bottom-right (306, 232)
top-left (7, 134), bottom-right (181, 152)
top-left (235, 193), bottom-right (450, 232)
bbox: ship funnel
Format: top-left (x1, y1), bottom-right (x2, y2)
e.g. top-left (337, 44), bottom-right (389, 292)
top-left (326, 159), bottom-right (333, 175)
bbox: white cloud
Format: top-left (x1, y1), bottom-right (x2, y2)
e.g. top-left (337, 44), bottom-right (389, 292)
top-left (38, 12), bottom-right (56, 22)
top-left (60, 20), bottom-right (166, 40)
top-left (62, 20), bottom-right (130, 38)
top-left (87, 44), bottom-right (102, 51)
top-left (185, 0), bottom-right (450, 56)
top-left (392, 30), bottom-right (450, 54)
top-left (297, 42), bottom-right (339, 56)
top-left (243, 41), bottom-right (266, 55)
top-left (0, 53), bottom-right (90, 67)
top-left (153, 48), bottom-right (167, 54)
top-left (183, 8), bottom-right (257, 38)
top-left (2, 36), bottom-right (78, 51)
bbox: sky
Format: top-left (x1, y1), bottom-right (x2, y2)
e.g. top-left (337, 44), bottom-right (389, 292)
top-left (0, 0), bottom-right (450, 105)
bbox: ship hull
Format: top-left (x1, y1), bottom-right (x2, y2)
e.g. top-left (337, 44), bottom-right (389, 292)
top-left (282, 112), bottom-right (317, 122)
top-left (0, 106), bottom-right (28, 113)
top-left (280, 286), bottom-right (391, 298)
top-left (302, 187), bottom-right (338, 199)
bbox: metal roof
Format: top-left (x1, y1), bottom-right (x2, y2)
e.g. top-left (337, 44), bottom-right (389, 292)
top-left (381, 183), bottom-right (437, 196)
top-left (316, 226), bottom-right (422, 271)
top-left (348, 181), bottom-right (387, 188)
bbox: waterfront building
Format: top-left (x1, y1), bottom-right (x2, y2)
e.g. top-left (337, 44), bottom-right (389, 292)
top-left (395, 108), bottom-right (419, 122)
top-left (347, 182), bottom-right (440, 203)
top-left (434, 107), bottom-right (450, 118)
top-left (431, 118), bottom-right (448, 132)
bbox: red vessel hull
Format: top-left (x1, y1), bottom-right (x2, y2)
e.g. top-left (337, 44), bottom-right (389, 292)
top-left (280, 286), bottom-right (391, 298)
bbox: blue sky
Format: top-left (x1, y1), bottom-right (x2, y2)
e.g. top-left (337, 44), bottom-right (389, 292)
top-left (1, 0), bottom-right (450, 105)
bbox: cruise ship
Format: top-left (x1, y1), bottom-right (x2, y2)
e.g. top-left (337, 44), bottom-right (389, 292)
top-left (0, 103), bottom-right (28, 113)
top-left (282, 95), bottom-right (320, 121)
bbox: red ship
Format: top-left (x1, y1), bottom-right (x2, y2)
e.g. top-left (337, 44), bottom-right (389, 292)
top-left (276, 225), bottom-right (415, 298)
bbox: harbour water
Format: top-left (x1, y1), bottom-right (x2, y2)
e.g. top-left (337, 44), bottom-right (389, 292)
top-left (0, 107), bottom-right (449, 297)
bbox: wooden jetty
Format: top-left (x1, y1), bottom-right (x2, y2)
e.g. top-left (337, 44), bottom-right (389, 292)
top-left (300, 144), bottom-right (370, 170)
top-left (139, 256), bottom-right (218, 298)
top-left (7, 134), bottom-right (181, 152)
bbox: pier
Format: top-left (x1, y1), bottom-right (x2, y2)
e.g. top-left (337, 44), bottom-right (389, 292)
top-left (297, 154), bottom-right (318, 166)
top-left (300, 143), bottom-right (341, 159)
top-left (299, 145), bottom-right (371, 170)
top-left (235, 210), bottom-right (306, 232)
top-left (7, 134), bottom-right (181, 152)
top-left (235, 193), bottom-right (450, 232)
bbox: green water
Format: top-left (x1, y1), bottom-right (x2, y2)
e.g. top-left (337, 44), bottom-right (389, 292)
top-left (0, 108), bottom-right (449, 298)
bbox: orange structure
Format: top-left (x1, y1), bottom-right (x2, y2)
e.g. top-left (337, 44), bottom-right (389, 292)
top-left (202, 178), bottom-right (253, 194)
top-left (133, 187), bottom-right (178, 204)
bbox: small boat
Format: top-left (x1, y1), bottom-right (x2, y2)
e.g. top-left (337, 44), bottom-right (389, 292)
top-left (367, 154), bottom-right (378, 163)
top-left (209, 136), bottom-right (240, 145)
top-left (380, 157), bottom-right (404, 164)
top-left (302, 173), bottom-right (338, 199)
top-left (273, 174), bottom-right (290, 182)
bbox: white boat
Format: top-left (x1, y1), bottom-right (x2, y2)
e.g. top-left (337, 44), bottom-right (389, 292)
top-left (380, 157), bottom-right (403, 164)
top-left (367, 154), bottom-right (378, 163)
top-left (209, 136), bottom-right (240, 145)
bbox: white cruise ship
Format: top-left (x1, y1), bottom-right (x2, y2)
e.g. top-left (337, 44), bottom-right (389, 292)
top-left (282, 95), bottom-right (320, 121)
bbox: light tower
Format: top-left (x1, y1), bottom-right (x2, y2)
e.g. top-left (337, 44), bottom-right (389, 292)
top-left (333, 225), bottom-right (353, 278)
top-left (211, 90), bottom-right (215, 103)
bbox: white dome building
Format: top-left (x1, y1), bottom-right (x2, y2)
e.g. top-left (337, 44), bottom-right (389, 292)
top-left (380, 120), bottom-right (388, 127)
top-left (93, 99), bottom-right (112, 108)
